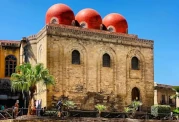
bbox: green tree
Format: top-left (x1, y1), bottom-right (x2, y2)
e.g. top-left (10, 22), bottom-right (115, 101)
top-left (10, 63), bottom-right (54, 115)
top-left (170, 86), bottom-right (179, 99)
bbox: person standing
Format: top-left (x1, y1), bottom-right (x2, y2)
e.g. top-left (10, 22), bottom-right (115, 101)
top-left (56, 99), bottom-right (63, 117)
top-left (14, 100), bottom-right (19, 118)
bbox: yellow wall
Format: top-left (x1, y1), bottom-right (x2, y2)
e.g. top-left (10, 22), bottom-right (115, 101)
top-left (0, 46), bottom-right (20, 78)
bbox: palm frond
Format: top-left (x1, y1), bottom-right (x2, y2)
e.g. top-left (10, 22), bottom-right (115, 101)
top-left (63, 100), bottom-right (76, 109)
top-left (95, 104), bottom-right (106, 112)
top-left (10, 63), bottom-right (55, 93)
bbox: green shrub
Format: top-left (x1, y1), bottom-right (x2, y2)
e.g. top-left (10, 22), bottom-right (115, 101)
top-left (63, 100), bottom-right (76, 110)
top-left (95, 104), bottom-right (106, 117)
top-left (173, 108), bottom-right (179, 114)
top-left (124, 100), bottom-right (142, 119)
top-left (151, 105), bottom-right (171, 117)
top-left (124, 100), bottom-right (142, 113)
top-left (95, 104), bottom-right (106, 112)
top-left (43, 110), bottom-right (57, 116)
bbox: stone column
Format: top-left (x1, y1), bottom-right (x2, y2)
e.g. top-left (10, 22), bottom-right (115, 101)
top-left (176, 92), bottom-right (179, 107)
top-left (154, 82), bottom-right (158, 105)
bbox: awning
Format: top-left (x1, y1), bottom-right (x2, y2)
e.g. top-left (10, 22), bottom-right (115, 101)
top-left (0, 95), bottom-right (19, 100)
top-left (0, 95), bottom-right (8, 100)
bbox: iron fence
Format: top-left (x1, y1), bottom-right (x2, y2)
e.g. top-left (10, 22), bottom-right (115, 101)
top-left (0, 108), bottom-right (178, 120)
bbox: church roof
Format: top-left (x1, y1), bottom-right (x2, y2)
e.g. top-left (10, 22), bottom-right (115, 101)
top-left (46, 3), bottom-right (75, 25)
top-left (75, 8), bottom-right (102, 29)
top-left (103, 13), bottom-right (128, 33)
top-left (45, 3), bottom-right (128, 34)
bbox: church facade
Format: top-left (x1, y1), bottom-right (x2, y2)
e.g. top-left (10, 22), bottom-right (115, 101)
top-left (20, 3), bottom-right (154, 111)
top-left (1, 3), bottom-right (154, 111)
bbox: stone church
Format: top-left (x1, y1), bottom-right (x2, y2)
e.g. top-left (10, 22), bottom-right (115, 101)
top-left (1, 3), bottom-right (154, 111)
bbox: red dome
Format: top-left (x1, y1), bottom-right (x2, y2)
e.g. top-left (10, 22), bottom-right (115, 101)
top-left (46, 4), bottom-right (75, 25)
top-left (103, 13), bottom-right (128, 33)
top-left (75, 8), bottom-right (102, 29)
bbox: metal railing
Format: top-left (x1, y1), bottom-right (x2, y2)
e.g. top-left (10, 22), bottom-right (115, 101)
top-left (0, 108), bottom-right (13, 119)
top-left (0, 108), bottom-right (179, 120)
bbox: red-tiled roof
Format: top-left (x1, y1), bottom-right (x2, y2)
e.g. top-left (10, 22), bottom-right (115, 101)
top-left (0, 40), bottom-right (20, 47)
top-left (0, 40), bottom-right (20, 43)
top-left (157, 84), bottom-right (173, 89)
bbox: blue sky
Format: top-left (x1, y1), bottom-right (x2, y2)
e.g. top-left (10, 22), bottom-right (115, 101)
top-left (0, 0), bottom-right (178, 85)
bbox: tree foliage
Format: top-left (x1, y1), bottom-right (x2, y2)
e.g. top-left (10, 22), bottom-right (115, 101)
top-left (10, 63), bottom-right (55, 115)
top-left (170, 86), bottom-right (179, 99)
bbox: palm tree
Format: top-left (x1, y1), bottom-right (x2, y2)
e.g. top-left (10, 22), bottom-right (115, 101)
top-left (10, 63), bottom-right (54, 115)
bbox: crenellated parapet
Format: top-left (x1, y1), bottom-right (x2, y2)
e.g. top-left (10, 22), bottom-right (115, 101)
top-left (27, 24), bottom-right (153, 49)
top-left (27, 26), bottom-right (48, 41)
top-left (27, 34), bottom-right (36, 40)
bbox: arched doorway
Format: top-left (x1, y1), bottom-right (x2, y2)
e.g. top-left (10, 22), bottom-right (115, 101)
top-left (132, 87), bottom-right (140, 101)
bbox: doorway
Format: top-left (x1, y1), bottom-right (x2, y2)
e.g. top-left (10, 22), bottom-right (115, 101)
top-left (132, 87), bottom-right (140, 101)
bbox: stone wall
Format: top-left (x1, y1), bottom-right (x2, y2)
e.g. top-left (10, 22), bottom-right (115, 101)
top-left (35, 33), bottom-right (48, 108)
top-left (25, 24), bottom-right (154, 111)
top-left (43, 25), bottom-right (154, 110)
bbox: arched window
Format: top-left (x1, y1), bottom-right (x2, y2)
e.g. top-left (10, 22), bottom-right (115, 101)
top-left (72, 50), bottom-right (80, 64)
top-left (107, 26), bottom-right (115, 32)
top-left (103, 53), bottom-right (110, 67)
top-left (50, 17), bottom-right (59, 24)
top-left (131, 57), bottom-right (139, 70)
top-left (5, 55), bottom-right (17, 77)
top-left (80, 22), bottom-right (87, 28)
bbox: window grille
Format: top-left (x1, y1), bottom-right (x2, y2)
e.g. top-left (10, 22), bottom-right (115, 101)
top-left (5, 55), bottom-right (17, 77)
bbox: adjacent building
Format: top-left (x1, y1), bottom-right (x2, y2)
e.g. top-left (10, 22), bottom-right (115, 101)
top-left (0, 40), bottom-right (22, 107)
top-left (154, 82), bottom-right (179, 108)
